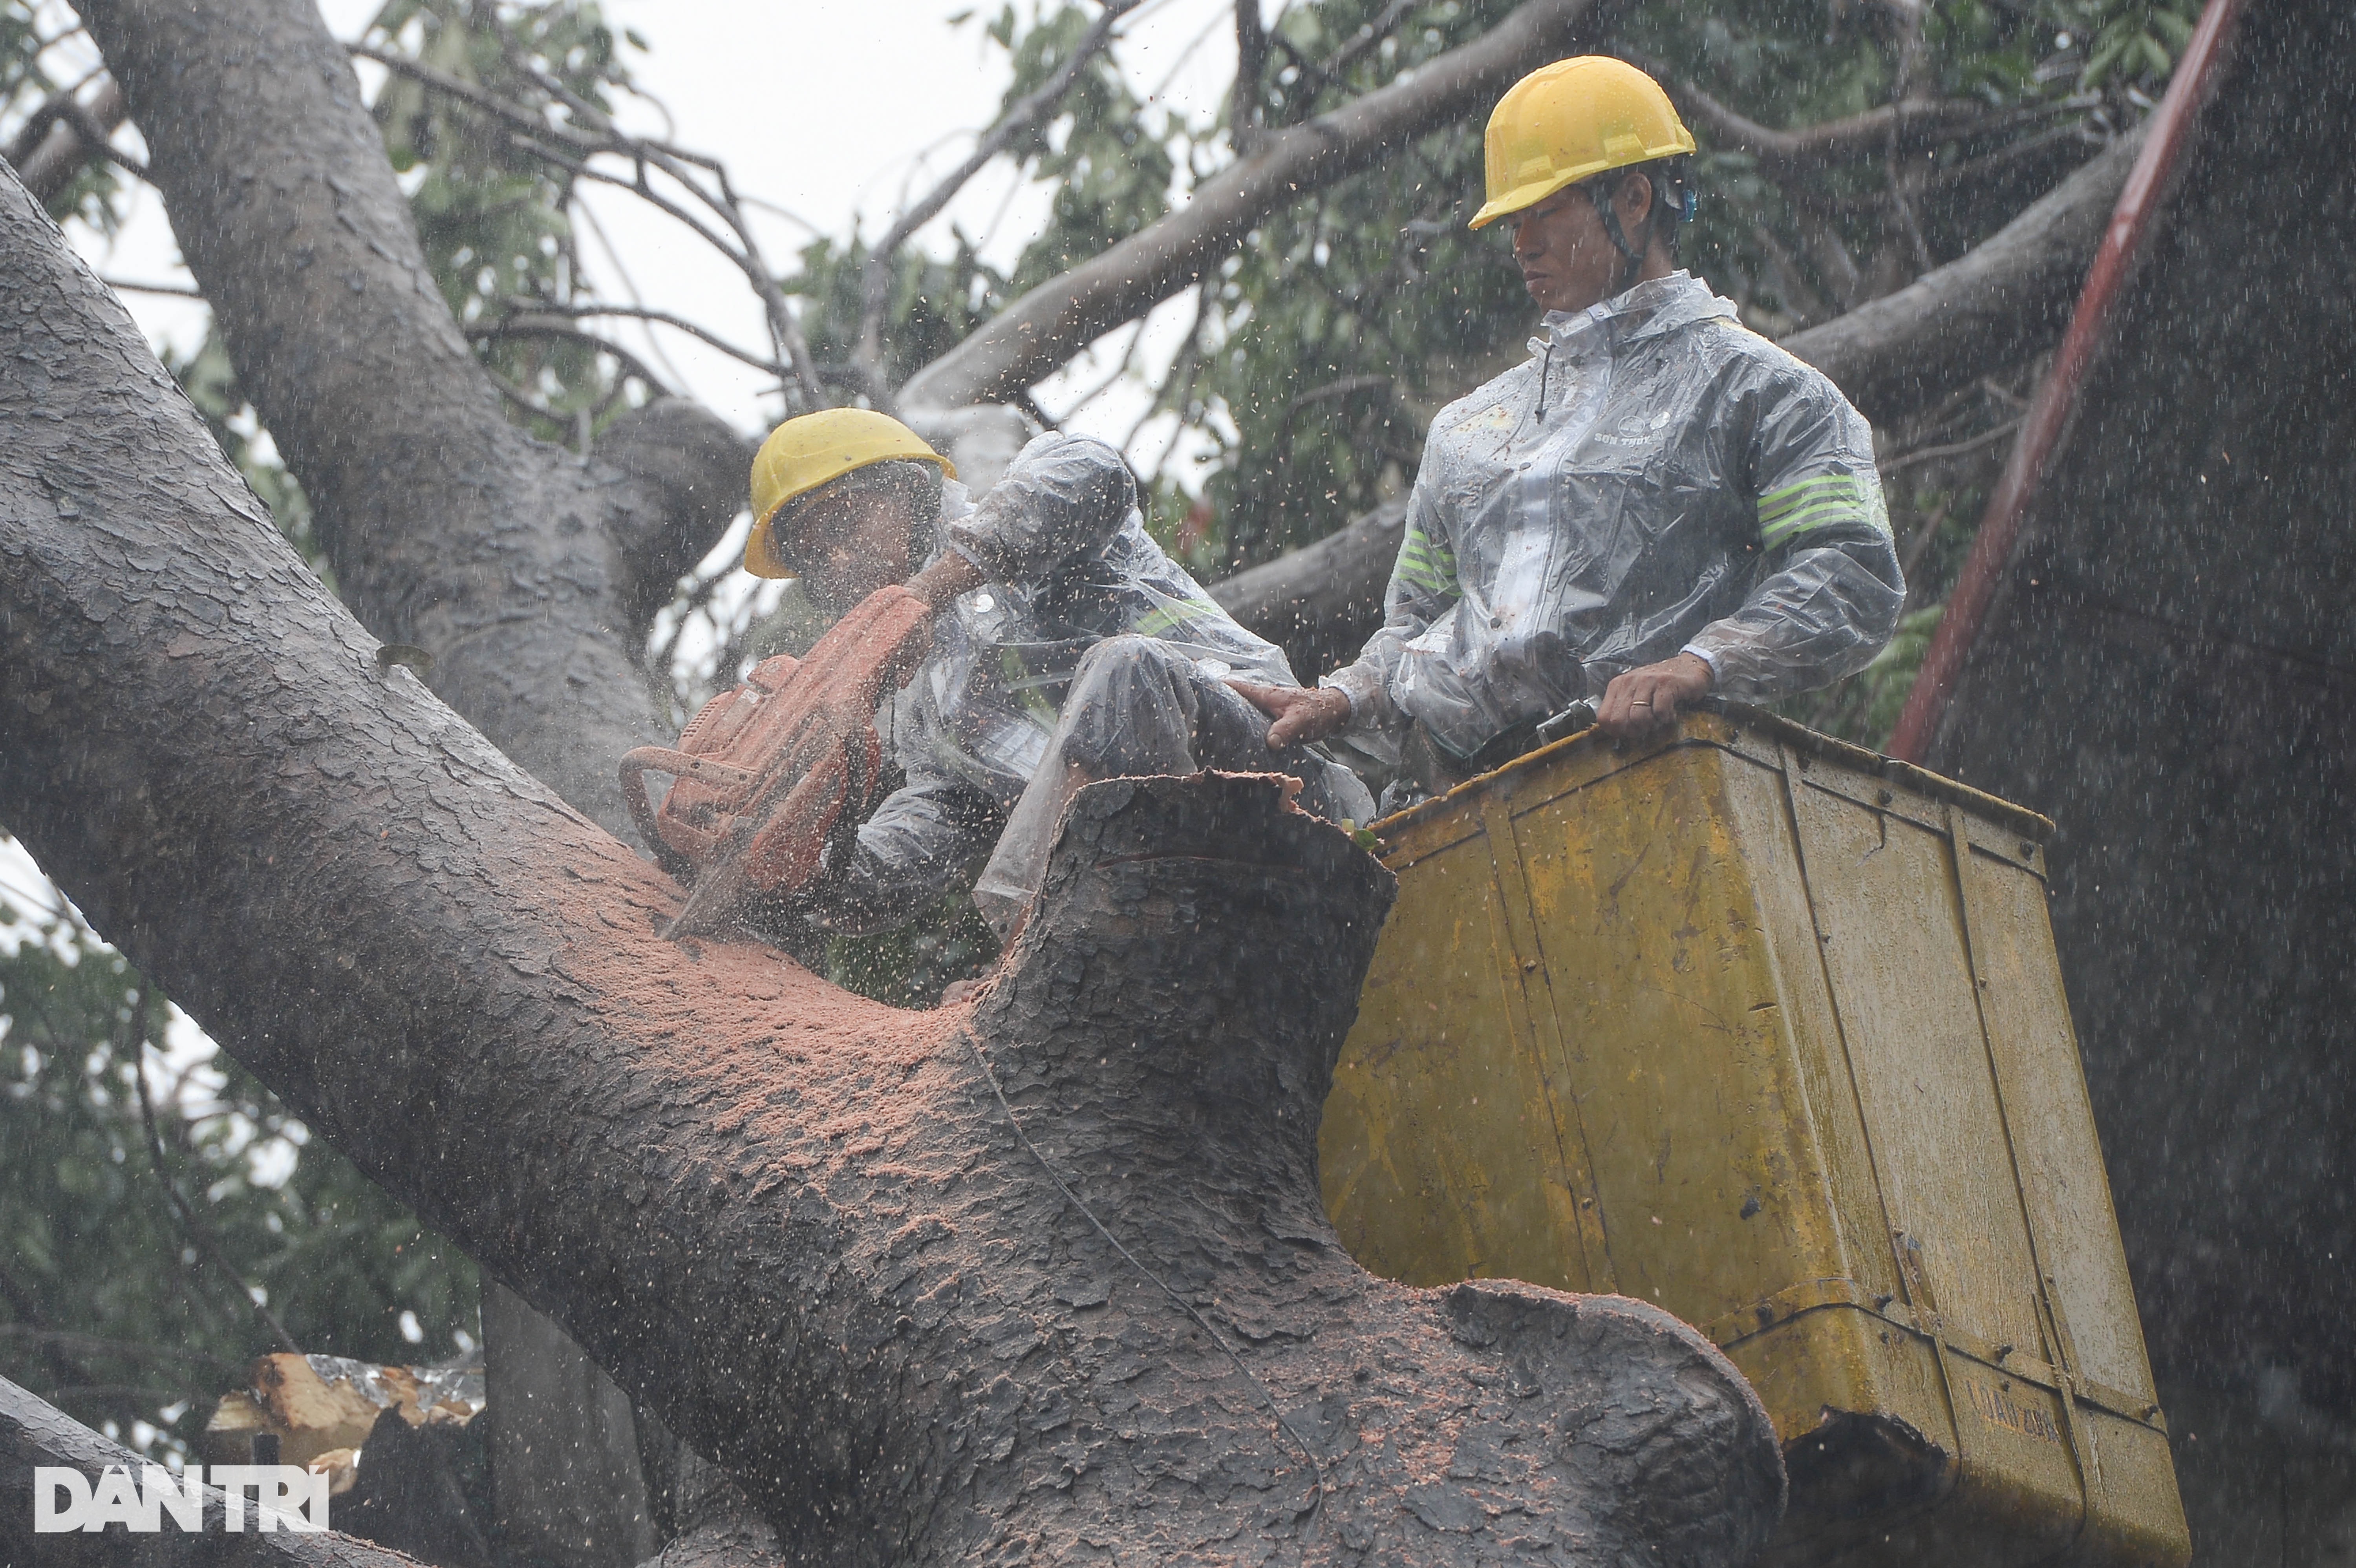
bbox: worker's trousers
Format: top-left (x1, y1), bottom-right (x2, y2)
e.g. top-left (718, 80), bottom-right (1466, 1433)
top-left (970, 635), bottom-right (1376, 939)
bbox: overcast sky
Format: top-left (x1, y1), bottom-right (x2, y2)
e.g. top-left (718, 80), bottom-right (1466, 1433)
top-left (68, 0), bottom-right (1255, 453)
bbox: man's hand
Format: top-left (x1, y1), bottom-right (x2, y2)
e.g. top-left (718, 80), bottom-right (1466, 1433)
top-left (1231, 680), bottom-right (1352, 749)
top-left (1596, 652), bottom-right (1713, 740)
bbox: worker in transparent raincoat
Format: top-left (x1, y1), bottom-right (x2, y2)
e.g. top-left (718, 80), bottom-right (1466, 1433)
top-left (1238, 58), bottom-right (1903, 796)
top-left (741, 410), bottom-right (1374, 942)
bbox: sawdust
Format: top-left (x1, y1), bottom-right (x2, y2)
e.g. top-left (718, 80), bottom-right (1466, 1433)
top-left (536, 816), bottom-right (970, 1158)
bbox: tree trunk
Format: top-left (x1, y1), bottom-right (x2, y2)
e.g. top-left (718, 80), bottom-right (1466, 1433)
top-left (1918, 0), bottom-right (2356, 1533)
top-left (72, 0), bottom-right (754, 1542)
top-left (1, 162), bottom-right (1782, 1565)
top-left (73, 0), bottom-right (742, 836)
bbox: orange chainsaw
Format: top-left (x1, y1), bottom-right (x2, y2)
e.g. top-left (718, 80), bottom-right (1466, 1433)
top-left (620, 585), bottom-right (935, 938)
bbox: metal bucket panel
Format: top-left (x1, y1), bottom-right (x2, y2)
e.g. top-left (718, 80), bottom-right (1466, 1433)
top-left (1319, 708), bottom-right (2190, 1568)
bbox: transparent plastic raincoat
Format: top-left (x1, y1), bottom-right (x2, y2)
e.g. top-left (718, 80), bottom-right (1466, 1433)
top-left (1324, 272), bottom-right (1904, 761)
top-left (827, 432), bottom-right (1323, 933)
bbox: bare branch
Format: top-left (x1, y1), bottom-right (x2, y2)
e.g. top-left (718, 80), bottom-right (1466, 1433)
top-left (466, 316), bottom-right (675, 398)
top-left (0, 1325), bottom-right (241, 1378)
top-left (36, 1384), bottom-right (192, 1407)
top-left (503, 297), bottom-right (783, 377)
top-left (1319, 0), bottom-right (1419, 77)
top-left (98, 275), bottom-right (203, 298)
top-left (571, 195), bottom-right (690, 386)
top-left (1045, 318), bottom-right (1149, 424)
top-left (488, 29), bottom-right (826, 413)
top-left (5, 78), bottom-right (131, 203)
top-left (1668, 79), bottom-right (1995, 174)
top-left (350, 38), bottom-right (825, 410)
top-left (1878, 415), bottom-right (2022, 477)
top-left (130, 998), bottom-right (301, 1355)
top-left (1284, 371), bottom-right (1392, 416)
top-left (900, 0), bottom-right (1622, 412)
top-left (348, 42), bottom-right (601, 156)
top-left (1896, 490), bottom-right (1959, 596)
top-left (1811, 117), bottom-right (2110, 216)
top-left (1232, 0), bottom-right (1271, 158)
top-left (1123, 276), bottom-right (1217, 462)
top-left (855, 0), bottom-right (1146, 384)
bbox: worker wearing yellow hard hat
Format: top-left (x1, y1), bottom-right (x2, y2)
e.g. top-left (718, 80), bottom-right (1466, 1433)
top-left (1469, 56), bottom-right (1697, 248)
top-left (1239, 56), bottom-right (1903, 803)
top-left (730, 408), bottom-right (1372, 947)
top-left (743, 406), bottom-right (956, 584)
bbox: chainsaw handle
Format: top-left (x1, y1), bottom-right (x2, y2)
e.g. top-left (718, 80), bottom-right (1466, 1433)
top-left (617, 746), bottom-right (757, 856)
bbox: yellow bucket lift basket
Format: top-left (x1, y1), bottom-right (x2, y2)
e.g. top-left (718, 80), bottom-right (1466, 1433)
top-left (1321, 704), bottom-right (2190, 1568)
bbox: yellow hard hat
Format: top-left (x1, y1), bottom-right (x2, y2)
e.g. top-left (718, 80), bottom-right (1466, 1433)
top-left (1469, 57), bottom-right (1695, 231)
top-left (744, 409), bottom-right (955, 578)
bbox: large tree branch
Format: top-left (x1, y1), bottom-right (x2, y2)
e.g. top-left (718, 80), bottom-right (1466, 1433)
top-left (2, 164), bottom-right (1782, 1565)
top-left (897, 0), bottom-right (1620, 411)
top-left (77, 6), bottom-right (746, 1548)
top-left (855, 0), bottom-right (1146, 382)
top-left (75, 0), bottom-right (752, 839)
top-left (1214, 125), bottom-right (2144, 674)
top-left (1781, 121), bottom-right (2144, 421)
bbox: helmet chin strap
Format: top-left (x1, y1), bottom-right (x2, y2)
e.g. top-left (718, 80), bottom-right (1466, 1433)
top-left (1587, 174), bottom-right (1656, 299)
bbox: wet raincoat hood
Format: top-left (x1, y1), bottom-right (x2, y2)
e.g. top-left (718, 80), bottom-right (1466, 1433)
top-left (1326, 270), bottom-right (1904, 759)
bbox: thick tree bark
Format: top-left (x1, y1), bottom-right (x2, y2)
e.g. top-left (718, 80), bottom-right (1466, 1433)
top-left (1, 163), bottom-right (1782, 1566)
top-left (73, 0), bottom-right (750, 1545)
top-left (1213, 126), bottom-right (2146, 675)
top-left (1927, 0), bottom-right (2356, 1435)
top-left (896, 0), bottom-right (1620, 412)
top-left (74, 0), bottom-right (740, 836)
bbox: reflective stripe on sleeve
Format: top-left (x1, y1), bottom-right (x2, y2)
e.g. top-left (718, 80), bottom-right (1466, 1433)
top-left (1757, 474), bottom-right (1875, 548)
top-left (1394, 523), bottom-right (1459, 596)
